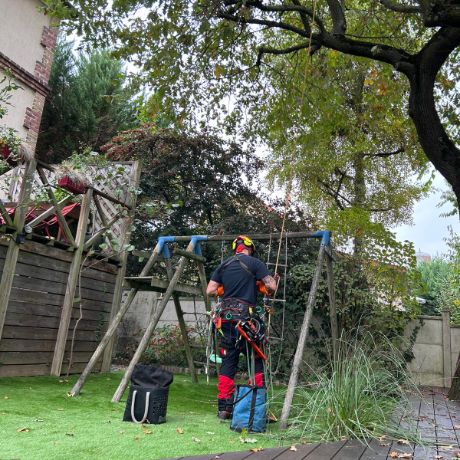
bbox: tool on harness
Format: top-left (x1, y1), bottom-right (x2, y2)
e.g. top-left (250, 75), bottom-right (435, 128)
top-left (236, 320), bottom-right (267, 361)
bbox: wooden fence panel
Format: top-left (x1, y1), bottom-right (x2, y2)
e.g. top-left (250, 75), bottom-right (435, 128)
top-left (0, 239), bottom-right (116, 377)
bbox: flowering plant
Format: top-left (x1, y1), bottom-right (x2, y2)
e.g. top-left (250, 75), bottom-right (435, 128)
top-left (0, 126), bottom-right (23, 162)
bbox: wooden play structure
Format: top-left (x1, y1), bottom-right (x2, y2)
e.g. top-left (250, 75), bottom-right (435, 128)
top-left (69, 231), bottom-right (337, 429)
top-left (0, 158), bottom-right (140, 377)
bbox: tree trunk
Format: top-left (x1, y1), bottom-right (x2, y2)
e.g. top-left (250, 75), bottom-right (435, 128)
top-left (408, 27), bottom-right (460, 215)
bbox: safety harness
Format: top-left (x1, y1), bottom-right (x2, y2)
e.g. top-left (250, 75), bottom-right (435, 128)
top-left (213, 255), bottom-right (267, 360)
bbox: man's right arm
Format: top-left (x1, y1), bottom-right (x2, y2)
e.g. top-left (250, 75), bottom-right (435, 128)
top-left (206, 280), bottom-right (221, 296)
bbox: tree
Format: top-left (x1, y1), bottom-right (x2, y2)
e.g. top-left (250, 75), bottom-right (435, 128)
top-left (100, 125), bottom-right (311, 269)
top-left (257, 49), bottom-right (429, 257)
top-left (36, 37), bottom-right (137, 163)
top-left (44, 0), bottom-right (460, 211)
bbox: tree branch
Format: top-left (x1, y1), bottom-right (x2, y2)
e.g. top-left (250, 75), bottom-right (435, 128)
top-left (363, 147), bottom-right (405, 158)
top-left (379, 0), bottom-right (420, 14)
top-left (256, 42), bottom-right (310, 65)
top-left (326, 0), bottom-right (347, 35)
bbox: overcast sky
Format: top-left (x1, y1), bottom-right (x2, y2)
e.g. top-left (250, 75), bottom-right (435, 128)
top-left (394, 171), bottom-right (459, 258)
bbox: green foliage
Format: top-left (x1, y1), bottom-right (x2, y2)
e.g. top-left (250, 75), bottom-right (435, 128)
top-left (36, 37), bottom-right (138, 163)
top-left (286, 335), bottom-right (417, 442)
top-left (284, 253), bottom-right (419, 371)
top-left (416, 257), bottom-right (456, 316)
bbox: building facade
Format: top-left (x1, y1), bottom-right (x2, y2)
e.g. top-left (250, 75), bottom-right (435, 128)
top-left (0, 0), bottom-right (57, 151)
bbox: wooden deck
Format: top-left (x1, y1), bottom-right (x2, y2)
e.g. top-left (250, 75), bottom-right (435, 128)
top-left (169, 387), bottom-right (460, 460)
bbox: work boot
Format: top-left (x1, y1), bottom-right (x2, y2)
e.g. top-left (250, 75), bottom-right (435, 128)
top-left (217, 410), bottom-right (232, 420)
top-left (217, 398), bottom-right (233, 420)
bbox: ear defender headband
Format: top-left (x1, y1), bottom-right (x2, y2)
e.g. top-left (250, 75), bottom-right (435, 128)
top-left (232, 235), bottom-right (256, 253)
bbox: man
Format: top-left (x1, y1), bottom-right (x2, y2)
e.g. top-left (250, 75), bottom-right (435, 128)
top-left (206, 235), bottom-right (278, 420)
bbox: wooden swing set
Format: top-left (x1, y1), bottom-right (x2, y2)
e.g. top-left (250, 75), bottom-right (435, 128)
top-left (69, 231), bottom-right (338, 429)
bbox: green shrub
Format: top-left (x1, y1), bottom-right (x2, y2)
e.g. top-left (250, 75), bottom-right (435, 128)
top-left (141, 324), bottom-right (206, 368)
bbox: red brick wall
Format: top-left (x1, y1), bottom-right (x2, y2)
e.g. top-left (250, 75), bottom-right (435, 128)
top-left (24, 26), bottom-right (58, 149)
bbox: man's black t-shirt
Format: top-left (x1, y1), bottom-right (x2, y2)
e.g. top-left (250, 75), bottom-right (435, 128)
top-left (210, 254), bottom-right (270, 305)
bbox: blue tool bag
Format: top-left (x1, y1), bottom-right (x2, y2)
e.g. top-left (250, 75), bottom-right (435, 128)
top-left (230, 385), bottom-right (267, 433)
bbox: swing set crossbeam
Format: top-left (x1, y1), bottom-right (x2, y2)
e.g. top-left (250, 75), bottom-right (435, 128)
top-left (162, 231), bottom-right (330, 244)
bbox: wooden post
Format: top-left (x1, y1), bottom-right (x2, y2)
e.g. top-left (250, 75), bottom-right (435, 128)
top-left (279, 244), bottom-right (326, 430)
top-left (326, 253), bottom-right (339, 360)
top-left (442, 308), bottom-right (452, 387)
top-left (165, 259), bottom-right (198, 383)
top-left (0, 200), bottom-right (13, 226)
top-left (50, 188), bottom-right (93, 376)
top-left (197, 261), bottom-right (210, 312)
top-left (101, 161), bottom-right (141, 372)
top-left (69, 247), bottom-right (161, 396)
top-left (111, 243), bottom-right (193, 402)
top-left (36, 167), bottom-right (76, 247)
top-left (0, 159), bottom-right (37, 339)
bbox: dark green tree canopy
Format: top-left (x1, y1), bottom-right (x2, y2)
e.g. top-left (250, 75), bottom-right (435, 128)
top-left (36, 37), bottom-right (137, 163)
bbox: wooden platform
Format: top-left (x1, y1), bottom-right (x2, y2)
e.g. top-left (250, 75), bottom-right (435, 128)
top-left (169, 387), bottom-right (460, 460)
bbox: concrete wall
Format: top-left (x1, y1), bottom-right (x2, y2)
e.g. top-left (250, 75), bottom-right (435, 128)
top-left (405, 312), bottom-right (459, 387)
top-left (115, 291), bottom-right (207, 357)
top-left (0, 69), bottom-right (36, 140)
top-left (0, 0), bottom-right (51, 75)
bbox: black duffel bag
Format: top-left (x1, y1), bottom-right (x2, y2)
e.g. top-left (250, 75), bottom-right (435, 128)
top-left (123, 364), bottom-right (173, 424)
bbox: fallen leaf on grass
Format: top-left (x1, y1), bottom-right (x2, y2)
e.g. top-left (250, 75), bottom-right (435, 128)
top-left (58, 379), bottom-right (69, 383)
top-left (65, 432), bottom-right (74, 437)
top-left (4, 396), bottom-right (9, 399)
top-left (57, 408), bottom-right (64, 411)
top-left (33, 419), bottom-right (44, 422)
top-left (240, 437), bottom-right (257, 443)
top-left (206, 431), bottom-right (215, 435)
top-left (134, 435), bottom-right (140, 441)
top-left (389, 452), bottom-right (399, 458)
top-left (176, 427), bottom-right (184, 434)
top-left (250, 448), bottom-right (263, 452)
top-left (397, 439), bottom-right (411, 445)
top-left (290, 445), bottom-right (297, 451)
top-left (143, 429), bottom-right (152, 435)
top-left (16, 427), bottom-right (30, 432)
top-left (192, 436), bottom-right (201, 443)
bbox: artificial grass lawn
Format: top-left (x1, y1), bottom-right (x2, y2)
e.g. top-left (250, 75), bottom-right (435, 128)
top-left (0, 372), bottom-right (282, 460)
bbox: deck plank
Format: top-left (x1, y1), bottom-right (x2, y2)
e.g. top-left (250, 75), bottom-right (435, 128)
top-left (269, 444), bottom-right (320, 460)
top-left (302, 440), bottom-right (347, 458)
top-left (358, 438), bottom-right (391, 460)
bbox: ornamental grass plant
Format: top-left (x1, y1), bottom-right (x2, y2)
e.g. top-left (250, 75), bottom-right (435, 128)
top-left (285, 333), bottom-right (419, 443)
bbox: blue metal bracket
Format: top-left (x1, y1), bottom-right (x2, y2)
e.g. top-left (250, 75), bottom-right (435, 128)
top-left (311, 230), bottom-right (331, 247)
top-left (157, 236), bottom-right (175, 259)
top-left (190, 235), bottom-right (208, 256)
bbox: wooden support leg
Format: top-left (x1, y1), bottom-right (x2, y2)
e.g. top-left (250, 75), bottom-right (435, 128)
top-left (279, 244), bottom-right (326, 430)
top-left (101, 260), bottom-right (127, 372)
top-left (326, 253), bottom-right (339, 361)
top-left (111, 244), bottom-right (192, 402)
top-left (51, 189), bottom-right (93, 376)
top-left (165, 260), bottom-right (198, 384)
top-left (0, 159), bottom-right (37, 339)
top-left (69, 249), bottom-right (161, 396)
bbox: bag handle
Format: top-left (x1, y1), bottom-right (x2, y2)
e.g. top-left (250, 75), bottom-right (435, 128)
top-left (130, 390), bottom-right (151, 424)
